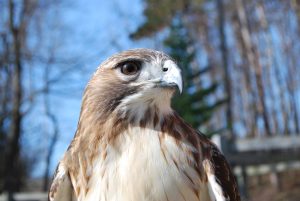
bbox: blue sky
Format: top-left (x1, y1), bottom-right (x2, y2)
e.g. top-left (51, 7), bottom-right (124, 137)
top-left (29, 0), bottom-right (158, 177)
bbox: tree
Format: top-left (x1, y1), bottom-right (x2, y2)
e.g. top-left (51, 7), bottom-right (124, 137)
top-left (1, 0), bottom-right (34, 193)
top-left (130, 0), bottom-right (204, 39)
top-left (164, 15), bottom-right (224, 133)
top-left (132, 0), bottom-right (300, 137)
top-left (0, 0), bottom-right (84, 192)
top-left (216, 0), bottom-right (233, 135)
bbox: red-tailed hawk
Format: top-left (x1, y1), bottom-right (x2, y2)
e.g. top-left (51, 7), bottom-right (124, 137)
top-left (49, 49), bottom-right (240, 201)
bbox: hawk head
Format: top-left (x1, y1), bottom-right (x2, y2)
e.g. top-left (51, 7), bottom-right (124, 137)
top-left (81, 48), bottom-right (182, 128)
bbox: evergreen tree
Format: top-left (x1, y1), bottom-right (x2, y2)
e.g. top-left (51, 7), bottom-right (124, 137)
top-left (164, 16), bottom-right (224, 133)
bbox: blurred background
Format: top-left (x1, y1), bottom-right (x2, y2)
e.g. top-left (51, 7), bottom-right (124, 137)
top-left (1, 0), bottom-right (300, 200)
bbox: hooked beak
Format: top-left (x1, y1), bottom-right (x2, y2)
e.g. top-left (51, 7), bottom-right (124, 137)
top-left (156, 62), bottom-right (183, 93)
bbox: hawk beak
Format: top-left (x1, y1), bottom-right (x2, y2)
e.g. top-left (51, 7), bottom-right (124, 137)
top-left (159, 64), bottom-right (183, 94)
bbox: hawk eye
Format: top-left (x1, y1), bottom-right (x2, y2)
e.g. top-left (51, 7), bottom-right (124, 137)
top-left (120, 61), bottom-right (140, 75)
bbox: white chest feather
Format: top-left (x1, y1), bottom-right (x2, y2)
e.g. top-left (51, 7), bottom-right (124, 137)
top-left (83, 127), bottom-right (210, 201)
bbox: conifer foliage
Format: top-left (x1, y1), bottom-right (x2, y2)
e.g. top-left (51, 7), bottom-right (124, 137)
top-left (164, 16), bottom-right (224, 131)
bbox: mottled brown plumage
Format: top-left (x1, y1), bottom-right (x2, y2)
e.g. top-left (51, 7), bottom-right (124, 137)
top-left (49, 49), bottom-right (240, 201)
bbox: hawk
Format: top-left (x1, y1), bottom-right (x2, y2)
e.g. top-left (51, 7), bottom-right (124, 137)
top-left (49, 49), bottom-right (240, 201)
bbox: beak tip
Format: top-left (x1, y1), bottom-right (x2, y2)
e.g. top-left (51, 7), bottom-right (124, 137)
top-left (178, 84), bottom-right (183, 94)
top-left (177, 75), bottom-right (183, 94)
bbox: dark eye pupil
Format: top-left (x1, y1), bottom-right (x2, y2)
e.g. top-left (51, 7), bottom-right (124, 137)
top-left (121, 62), bottom-right (139, 75)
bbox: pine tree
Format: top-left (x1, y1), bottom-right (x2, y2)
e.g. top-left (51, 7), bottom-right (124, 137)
top-left (164, 16), bottom-right (224, 133)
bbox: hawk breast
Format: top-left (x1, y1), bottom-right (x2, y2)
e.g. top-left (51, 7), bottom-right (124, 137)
top-left (84, 126), bottom-right (210, 201)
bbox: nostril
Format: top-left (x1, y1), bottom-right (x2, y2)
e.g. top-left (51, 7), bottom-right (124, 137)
top-left (162, 67), bottom-right (168, 72)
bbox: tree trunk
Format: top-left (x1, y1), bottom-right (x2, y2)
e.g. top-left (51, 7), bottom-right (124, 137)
top-left (284, 35), bottom-right (300, 134)
top-left (291, 0), bottom-right (300, 33)
top-left (217, 0), bottom-right (234, 138)
top-left (256, 3), bottom-right (278, 134)
top-left (232, 2), bottom-right (257, 137)
top-left (234, 0), bottom-right (271, 136)
top-left (4, 0), bottom-right (23, 192)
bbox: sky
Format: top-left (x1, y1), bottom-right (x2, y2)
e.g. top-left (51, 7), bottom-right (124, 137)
top-left (30, 0), bottom-right (157, 177)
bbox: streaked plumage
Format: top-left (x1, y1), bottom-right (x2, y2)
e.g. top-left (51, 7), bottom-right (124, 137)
top-left (49, 49), bottom-right (240, 201)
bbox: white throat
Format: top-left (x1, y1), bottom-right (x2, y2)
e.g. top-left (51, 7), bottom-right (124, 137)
top-left (117, 88), bottom-right (174, 123)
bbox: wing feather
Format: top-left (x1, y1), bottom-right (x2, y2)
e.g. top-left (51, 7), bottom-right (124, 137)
top-left (170, 112), bottom-right (241, 201)
top-left (203, 144), bottom-right (241, 201)
top-left (49, 162), bottom-right (75, 201)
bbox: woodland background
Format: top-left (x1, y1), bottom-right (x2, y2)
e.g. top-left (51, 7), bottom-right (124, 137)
top-left (1, 0), bottom-right (300, 200)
